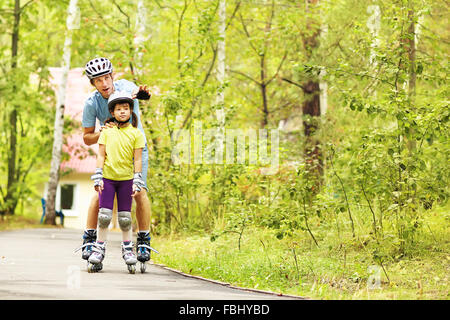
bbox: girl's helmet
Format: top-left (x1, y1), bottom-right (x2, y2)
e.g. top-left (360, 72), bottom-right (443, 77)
top-left (107, 91), bottom-right (134, 112)
top-left (85, 57), bottom-right (113, 80)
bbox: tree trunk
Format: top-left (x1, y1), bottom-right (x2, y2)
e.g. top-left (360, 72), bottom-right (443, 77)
top-left (216, 0), bottom-right (226, 159)
top-left (406, 1), bottom-right (417, 152)
top-left (4, 0), bottom-right (21, 215)
top-left (302, 80), bottom-right (323, 178)
top-left (302, 0), bottom-right (323, 185)
top-left (407, 2), bottom-right (416, 98)
top-left (134, 0), bottom-right (148, 81)
top-left (45, 0), bottom-right (78, 225)
top-left (259, 0), bottom-right (274, 128)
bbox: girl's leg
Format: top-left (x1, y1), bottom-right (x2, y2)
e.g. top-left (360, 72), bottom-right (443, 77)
top-left (88, 179), bottom-right (118, 267)
top-left (116, 179), bottom-right (134, 242)
top-left (97, 178), bottom-right (116, 242)
top-left (116, 179), bottom-right (137, 266)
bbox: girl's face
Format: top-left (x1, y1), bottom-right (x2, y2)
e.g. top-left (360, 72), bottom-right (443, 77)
top-left (112, 102), bottom-right (131, 122)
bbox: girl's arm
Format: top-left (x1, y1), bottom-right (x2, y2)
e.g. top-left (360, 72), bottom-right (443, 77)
top-left (92, 144), bottom-right (106, 194)
top-left (97, 144), bottom-right (106, 169)
top-left (132, 148), bottom-right (144, 197)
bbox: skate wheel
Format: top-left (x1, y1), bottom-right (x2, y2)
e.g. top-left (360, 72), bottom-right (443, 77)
top-left (87, 263), bottom-right (96, 273)
top-left (140, 262), bottom-right (146, 273)
top-left (87, 262), bottom-right (102, 273)
top-left (128, 264), bottom-right (136, 274)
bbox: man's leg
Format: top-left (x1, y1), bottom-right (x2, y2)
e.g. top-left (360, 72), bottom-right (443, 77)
top-left (86, 193), bottom-right (99, 229)
top-left (80, 193), bottom-right (100, 261)
top-left (134, 191), bottom-right (151, 231)
top-left (134, 144), bottom-right (154, 263)
top-left (135, 144), bottom-right (151, 232)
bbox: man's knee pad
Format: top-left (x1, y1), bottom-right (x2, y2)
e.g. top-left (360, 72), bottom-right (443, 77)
top-left (118, 211), bottom-right (132, 231)
top-left (98, 208), bottom-right (113, 228)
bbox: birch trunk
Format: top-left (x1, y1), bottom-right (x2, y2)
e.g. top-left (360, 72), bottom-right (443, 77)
top-left (405, 1), bottom-right (419, 152)
top-left (134, 0), bottom-right (149, 80)
top-left (215, 0), bottom-right (226, 163)
top-left (45, 0), bottom-right (78, 225)
top-left (4, 0), bottom-right (20, 215)
top-left (319, 23), bottom-right (328, 116)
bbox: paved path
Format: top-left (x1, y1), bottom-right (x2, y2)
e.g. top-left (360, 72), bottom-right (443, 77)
top-left (0, 228), bottom-right (301, 300)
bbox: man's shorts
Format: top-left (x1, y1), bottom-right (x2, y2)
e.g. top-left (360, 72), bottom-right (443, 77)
top-left (141, 143), bottom-right (149, 191)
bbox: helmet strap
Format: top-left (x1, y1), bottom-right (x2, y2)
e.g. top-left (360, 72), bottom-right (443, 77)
top-left (114, 118), bottom-right (130, 129)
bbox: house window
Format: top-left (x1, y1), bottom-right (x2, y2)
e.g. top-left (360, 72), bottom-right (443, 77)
top-left (60, 184), bottom-right (75, 210)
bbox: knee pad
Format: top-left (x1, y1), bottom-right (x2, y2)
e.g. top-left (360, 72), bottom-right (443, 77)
top-left (118, 211), bottom-right (132, 231)
top-left (98, 208), bottom-right (113, 229)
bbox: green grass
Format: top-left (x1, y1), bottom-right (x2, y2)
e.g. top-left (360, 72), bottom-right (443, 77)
top-left (0, 213), bottom-right (60, 231)
top-left (3, 203), bottom-right (448, 300)
top-left (152, 204), bottom-right (450, 300)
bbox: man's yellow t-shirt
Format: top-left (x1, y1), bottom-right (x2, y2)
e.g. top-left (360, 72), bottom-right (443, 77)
top-left (98, 125), bottom-right (145, 181)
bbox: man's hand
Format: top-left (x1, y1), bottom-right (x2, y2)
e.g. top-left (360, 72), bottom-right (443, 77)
top-left (99, 121), bottom-right (117, 132)
top-left (132, 85), bottom-right (151, 100)
top-left (131, 184), bottom-right (141, 198)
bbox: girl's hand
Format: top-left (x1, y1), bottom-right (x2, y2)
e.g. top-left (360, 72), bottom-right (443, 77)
top-left (94, 180), bottom-right (104, 195)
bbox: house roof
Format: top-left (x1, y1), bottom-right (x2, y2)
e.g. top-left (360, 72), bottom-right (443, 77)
top-left (49, 67), bottom-right (98, 173)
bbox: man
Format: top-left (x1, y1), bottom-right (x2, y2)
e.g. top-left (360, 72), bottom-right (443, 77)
top-left (80, 57), bottom-right (154, 267)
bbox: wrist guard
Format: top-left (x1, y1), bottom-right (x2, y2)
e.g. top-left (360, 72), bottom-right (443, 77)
top-left (133, 172), bottom-right (146, 192)
top-left (91, 168), bottom-right (103, 187)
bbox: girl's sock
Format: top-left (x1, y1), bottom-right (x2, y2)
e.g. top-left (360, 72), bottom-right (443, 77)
top-left (122, 228), bottom-right (132, 242)
top-left (97, 227), bottom-right (108, 243)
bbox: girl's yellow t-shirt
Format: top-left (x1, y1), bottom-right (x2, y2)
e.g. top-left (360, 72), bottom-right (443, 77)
top-left (98, 125), bottom-right (145, 181)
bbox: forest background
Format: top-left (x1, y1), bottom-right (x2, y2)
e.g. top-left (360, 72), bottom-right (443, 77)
top-left (0, 0), bottom-right (448, 299)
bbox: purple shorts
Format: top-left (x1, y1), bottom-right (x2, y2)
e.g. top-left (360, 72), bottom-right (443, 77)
top-left (99, 178), bottom-right (133, 212)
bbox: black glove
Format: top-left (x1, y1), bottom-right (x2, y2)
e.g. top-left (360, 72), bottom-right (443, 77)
top-left (136, 90), bottom-right (151, 100)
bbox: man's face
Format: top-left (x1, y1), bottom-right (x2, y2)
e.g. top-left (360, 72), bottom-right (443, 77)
top-left (92, 74), bottom-right (114, 98)
top-left (111, 102), bottom-right (131, 122)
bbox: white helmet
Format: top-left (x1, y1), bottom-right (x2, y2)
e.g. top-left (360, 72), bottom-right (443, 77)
top-left (85, 57), bottom-right (113, 79)
top-left (108, 91), bottom-right (134, 112)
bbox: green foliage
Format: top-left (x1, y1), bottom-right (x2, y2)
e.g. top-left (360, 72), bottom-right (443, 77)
top-left (0, 1), bottom-right (448, 296)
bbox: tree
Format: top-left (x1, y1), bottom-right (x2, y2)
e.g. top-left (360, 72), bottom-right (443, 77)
top-left (281, 0), bottom-right (323, 185)
top-left (230, 0), bottom-right (287, 128)
top-left (45, 0), bottom-right (79, 225)
top-left (3, 0), bottom-right (21, 216)
top-left (2, 0), bottom-right (40, 216)
top-left (216, 0), bottom-right (226, 159)
top-left (300, 0), bottom-right (323, 184)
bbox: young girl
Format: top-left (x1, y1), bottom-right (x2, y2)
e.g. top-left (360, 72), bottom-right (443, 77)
top-left (88, 91), bottom-right (146, 273)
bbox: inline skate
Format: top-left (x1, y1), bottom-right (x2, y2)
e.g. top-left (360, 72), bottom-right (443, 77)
top-left (87, 241), bottom-right (106, 273)
top-left (136, 232), bottom-right (159, 273)
top-left (74, 230), bottom-right (103, 272)
top-left (122, 241), bottom-right (137, 274)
